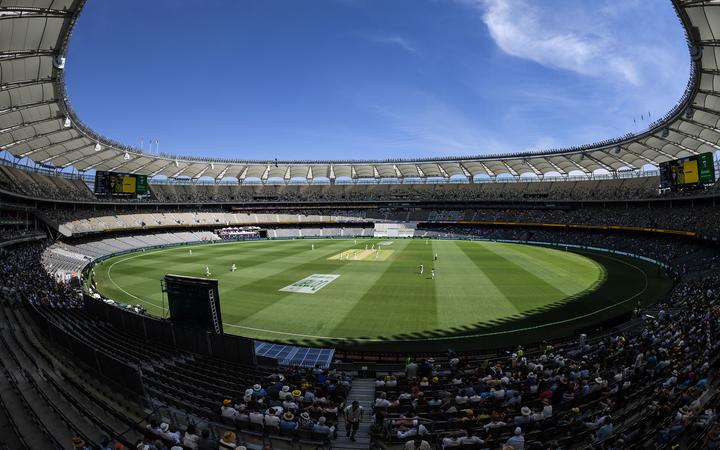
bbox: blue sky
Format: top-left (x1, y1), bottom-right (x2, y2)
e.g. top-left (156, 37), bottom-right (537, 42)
top-left (64, 0), bottom-right (690, 161)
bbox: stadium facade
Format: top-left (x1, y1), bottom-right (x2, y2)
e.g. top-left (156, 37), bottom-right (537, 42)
top-left (2, 1), bottom-right (720, 449)
top-left (1, 0), bottom-right (720, 183)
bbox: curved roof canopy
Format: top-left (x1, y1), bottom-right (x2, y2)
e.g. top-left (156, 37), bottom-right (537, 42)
top-left (0, 0), bottom-right (718, 181)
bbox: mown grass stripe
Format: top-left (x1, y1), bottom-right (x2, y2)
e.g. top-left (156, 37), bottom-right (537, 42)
top-left (432, 240), bottom-right (518, 329)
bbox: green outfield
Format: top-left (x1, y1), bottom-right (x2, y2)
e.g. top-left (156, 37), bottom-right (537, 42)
top-left (88, 238), bottom-right (641, 347)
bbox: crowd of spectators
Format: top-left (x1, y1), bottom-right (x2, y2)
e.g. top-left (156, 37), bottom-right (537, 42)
top-left (33, 203), bottom-right (720, 241)
top-left (216, 368), bottom-right (353, 443)
top-left (368, 270), bottom-right (720, 448)
top-left (3, 160), bottom-right (720, 205)
top-left (3, 218), bottom-right (720, 448)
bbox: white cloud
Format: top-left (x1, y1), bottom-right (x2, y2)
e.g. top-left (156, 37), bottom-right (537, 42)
top-left (354, 32), bottom-right (422, 56)
top-left (459, 0), bottom-right (642, 85)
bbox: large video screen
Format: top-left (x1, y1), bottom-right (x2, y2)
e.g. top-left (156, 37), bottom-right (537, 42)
top-left (94, 171), bottom-right (148, 196)
top-left (659, 152), bottom-right (715, 190)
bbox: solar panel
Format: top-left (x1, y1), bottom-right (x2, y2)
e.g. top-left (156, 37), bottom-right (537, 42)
top-left (254, 341), bottom-right (335, 369)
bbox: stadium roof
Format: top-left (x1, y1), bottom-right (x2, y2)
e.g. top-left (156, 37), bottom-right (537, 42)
top-left (0, 0), bottom-right (718, 181)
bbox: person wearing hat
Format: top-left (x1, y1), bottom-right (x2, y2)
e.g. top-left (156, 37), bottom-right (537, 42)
top-left (344, 400), bottom-right (364, 441)
top-left (252, 384), bottom-right (267, 399)
top-left (221, 399), bottom-right (238, 419)
top-left (280, 411), bottom-right (298, 431)
top-left (279, 385), bottom-right (291, 400)
top-left (514, 406), bottom-right (534, 426)
top-left (298, 411), bottom-right (314, 429)
top-left (160, 422), bottom-right (181, 445)
top-left (505, 427), bottom-right (525, 450)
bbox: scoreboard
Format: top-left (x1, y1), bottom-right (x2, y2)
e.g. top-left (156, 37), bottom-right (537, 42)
top-left (659, 152), bottom-right (715, 191)
top-left (94, 171), bottom-right (149, 197)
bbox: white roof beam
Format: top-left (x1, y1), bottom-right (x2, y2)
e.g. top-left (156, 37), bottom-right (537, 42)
top-left (621, 146), bottom-right (655, 165)
top-left (393, 164), bottom-right (402, 178)
top-left (565, 155), bottom-right (591, 174)
top-left (237, 166), bottom-right (248, 181)
top-left (193, 164), bottom-right (210, 179)
top-left (635, 141), bottom-right (681, 160)
top-left (653, 135), bottom-right (699, 156)
top-left (478, 162), bottom-right (495, 177)
top-left (522, 159), bottom-right (543, 176)
top-left (149, 161), bottom-right (175, 177)
top-left (437, 164), bottom-right (449, 178)
top-left (669, 125), bottom-right (718, 149)
top-left (502, 161), bottom-right (519, 177)
top-left (0, 116), bottom-right (59, 134)
top-left (458, 163), bottom-right (472, 177)
top-left (545, 159), bottom-right (567, 176)
top-left (601, 151), bottom-right (637, 170)
top-left (216, 165), bottom-right (230, 180)
top-left (130, 161), bottom-right (156, 174)
top-left (170, 166), bottom-right (188, 178)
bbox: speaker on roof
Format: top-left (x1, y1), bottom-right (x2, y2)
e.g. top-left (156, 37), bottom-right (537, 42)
top-left (579, 153), bottom-right (584, 161)
top-left (614, 146), bottom-right (621, 154)
top-left (53, 55), bottom-right (65, 69)
top-left (94, 143), bottom-right (102, 152)
top-left (691, 45), bottom-right (702, 62)
top-left (685, 107), bottom-right (695, 119)
top-left (661, 128), bottom-right (670, 138)
top-left (63, 117), bottom-right (71, 128)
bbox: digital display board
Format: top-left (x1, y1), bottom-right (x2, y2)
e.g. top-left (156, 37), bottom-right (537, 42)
top-left (659, 152), bottom-right (715, 191)
top-left (94, 171), bottom-right (149, 196)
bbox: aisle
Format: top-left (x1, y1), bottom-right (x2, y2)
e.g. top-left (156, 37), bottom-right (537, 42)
top-left (335, 378), bottom-right (376, 449)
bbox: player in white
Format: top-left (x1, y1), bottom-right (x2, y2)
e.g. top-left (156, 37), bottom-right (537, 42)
top-left (419, 264), bottom-right (424, 275)
top-left (434, 253), bottom-right (438, 261)
top-left (189, 249), bottom-right (192, 255)
top-left (205, 266), bottom-right (211, 277)
top-left (431, 268), bottom-right (435, 280)
top-left (311, 244), bottom-right (315, 250)
top-left (231, 264), bottom-right (236, 272)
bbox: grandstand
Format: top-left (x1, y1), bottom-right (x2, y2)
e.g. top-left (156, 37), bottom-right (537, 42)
top-left (2, 0), bottom-right (720, 449)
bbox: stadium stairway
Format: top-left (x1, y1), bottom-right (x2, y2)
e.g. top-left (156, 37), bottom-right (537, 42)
top-left (336, 378), bottom-right (375, 450)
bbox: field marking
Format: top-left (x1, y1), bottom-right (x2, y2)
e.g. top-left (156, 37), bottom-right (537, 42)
top-left (279, 274), bottom-right (340, 294)
top-left (327, 249), bottom-right (394, 261)
top-left (100, 239), bottom-right (651, 343)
